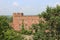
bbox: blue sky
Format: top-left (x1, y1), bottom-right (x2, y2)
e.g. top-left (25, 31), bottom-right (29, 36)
top-left (0, 0), bottom-right (60, 15)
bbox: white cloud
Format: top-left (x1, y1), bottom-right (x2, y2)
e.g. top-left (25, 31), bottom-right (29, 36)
top-left (13, 2), bottom-right (19, 7)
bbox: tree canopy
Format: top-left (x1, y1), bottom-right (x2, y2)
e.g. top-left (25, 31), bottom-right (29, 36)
top-left (32, 5), bottom-right (60, 40)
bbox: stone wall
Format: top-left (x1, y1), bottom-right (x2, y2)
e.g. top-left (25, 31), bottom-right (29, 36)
top-left (12, 13), bottom-right (40, 31)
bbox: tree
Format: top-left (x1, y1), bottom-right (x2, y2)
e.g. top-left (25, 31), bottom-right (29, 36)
top-left (0, 16), bottom-right (23, 40)
top-left (32, 5), bottom-right (60, 40)
top-left (40, 5), bottom-right (60, 40)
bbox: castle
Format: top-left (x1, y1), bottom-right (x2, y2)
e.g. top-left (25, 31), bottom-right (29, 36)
top-left (12, 13), bottom-right (41, 31)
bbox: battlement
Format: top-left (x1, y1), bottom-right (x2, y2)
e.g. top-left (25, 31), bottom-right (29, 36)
top-left (13, 12), bottom-right (23, 17)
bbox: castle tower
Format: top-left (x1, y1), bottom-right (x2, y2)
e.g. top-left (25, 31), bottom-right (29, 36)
top-left (13, 13), bottom-right (23, 31)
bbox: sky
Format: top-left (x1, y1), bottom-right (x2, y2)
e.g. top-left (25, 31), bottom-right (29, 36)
top-left (0, 0), bottom-right (60, 15)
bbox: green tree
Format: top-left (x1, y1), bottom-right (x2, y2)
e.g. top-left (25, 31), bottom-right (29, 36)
top-left (0, 16), bottom-right (23, 40)
top-left (32, 5), bottom-right (60, 40)
top-left (40, 5), bottom-right (60, 40)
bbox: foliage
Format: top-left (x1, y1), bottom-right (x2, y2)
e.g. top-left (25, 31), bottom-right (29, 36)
top-left (21, 22), bottom-right (32, 35)
top-left (32, 5), bottom-right (60, 40)
top-left (0, 16), bottom-right (23, 40)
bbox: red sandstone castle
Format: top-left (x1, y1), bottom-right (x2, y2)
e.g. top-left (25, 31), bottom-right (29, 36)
top-left (12, 13), bottom-right (41, 31)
